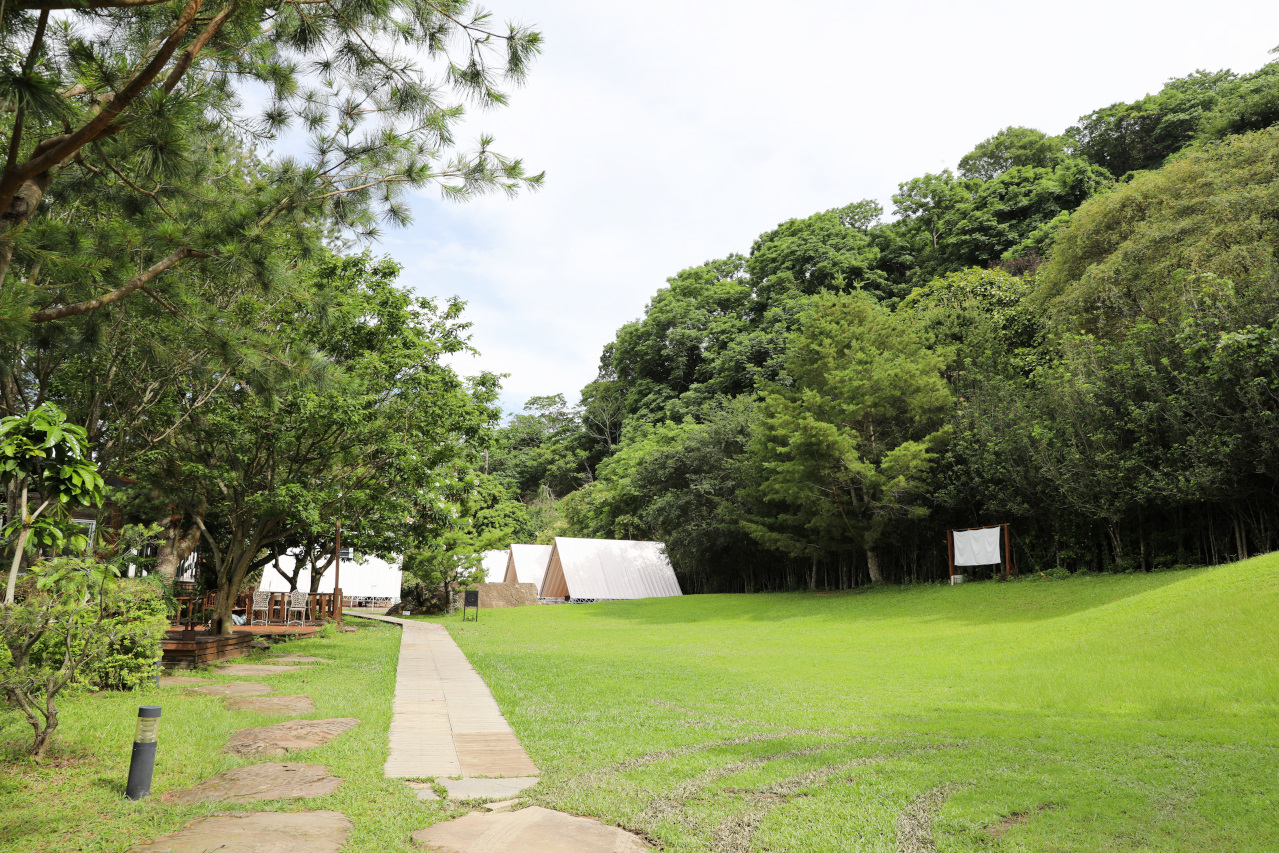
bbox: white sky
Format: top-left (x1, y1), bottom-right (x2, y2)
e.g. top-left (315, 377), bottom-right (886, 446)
top-left (373, 1), bottom-right (1279, 416)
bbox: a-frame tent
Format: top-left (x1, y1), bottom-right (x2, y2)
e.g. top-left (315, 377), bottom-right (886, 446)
top-left (540, 537), bottom-right (682, 601)
top-left (479, 549), bottom-right (508, 584)
top-left (503, 544), bottom-right (553, 594)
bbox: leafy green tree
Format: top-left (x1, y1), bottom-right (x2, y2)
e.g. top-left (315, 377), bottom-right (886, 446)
top-left (137, 252), bottom-right (498, 633)
top-left (1198, 62), bottom-right (1279, 141)
top-left (1034, 126), bottom-right (1279, 336)
top-left (747, 201), bottom-right (891, 300)
top-left (892, 171), bottom-right (973, 254)
top-left (958, 126), bottom-right (1066, 180)
top-left (747, 293), bottom-right (952, 583)
top-left (489, 394), bottom-right (594, 500)
top-left (939, 159), bottom-right (1111, 271)
top-left (2, 403), bottom-right (104, 604)
top-left (0, 0), bottom-right (542, 332)
top-left (1065, 69), bottom-right (1236, 176)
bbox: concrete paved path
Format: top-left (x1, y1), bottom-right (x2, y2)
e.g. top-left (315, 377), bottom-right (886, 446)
top-left (351, 614), bottom-right (538, 780)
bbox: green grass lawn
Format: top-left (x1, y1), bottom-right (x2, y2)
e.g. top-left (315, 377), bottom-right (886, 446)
top-left (429, 557), bottom-right (1279, 852)
top-left (4, 559), bottom-right (1276, 852)
top-left (0, 619), bottom-right (462, 852)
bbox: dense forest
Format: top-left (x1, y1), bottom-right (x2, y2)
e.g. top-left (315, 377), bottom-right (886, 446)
top-left (476, 60), bottom-right (1279, 592)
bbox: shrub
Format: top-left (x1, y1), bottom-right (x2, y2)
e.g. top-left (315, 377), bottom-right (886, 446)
top-left (76, 580), bottom-right (169, 690)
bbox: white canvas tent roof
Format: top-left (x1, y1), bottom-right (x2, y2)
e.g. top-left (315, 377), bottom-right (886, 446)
top-left (503, 544), bottom-right (553, 594)
top-left (541, 537), bottom-right (682, 601)
top-left (479, 550), bottom-right (508, 584)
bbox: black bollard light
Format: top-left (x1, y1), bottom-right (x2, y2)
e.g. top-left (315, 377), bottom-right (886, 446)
top-left (126, 706), bottom-right (162, 801)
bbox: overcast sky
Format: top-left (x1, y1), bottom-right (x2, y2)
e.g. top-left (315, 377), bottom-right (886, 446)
top-left (374, 1), bottom-right (1279, 417)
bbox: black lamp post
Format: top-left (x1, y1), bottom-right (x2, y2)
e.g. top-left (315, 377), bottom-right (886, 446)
top-left (126, 706), bottom-right (161, 800)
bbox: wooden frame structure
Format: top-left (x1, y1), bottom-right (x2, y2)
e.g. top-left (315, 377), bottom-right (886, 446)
top-left (946, 523), bottom-right (1016, 582)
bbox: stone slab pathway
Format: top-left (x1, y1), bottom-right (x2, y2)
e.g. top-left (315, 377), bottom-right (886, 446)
top-left (411, 806), bottom-right (650, 852)
top-left (349, 614), bottom-right (538, 781)
top-left (414, 776), bottom-right (541, 802)
top-left (160, 763), bottom-right (344, 805)
top-left (132, 811), bottom-right (352, 853)
top-left (226, 718), bottom-right (361, 758)
top-left (224, 694), bottom-right (316, 715)
top-left (190, 681), bottom-right (273, 697)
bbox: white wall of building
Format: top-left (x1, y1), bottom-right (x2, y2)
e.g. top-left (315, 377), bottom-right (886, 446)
top-left (259, 553), bottom-right (403, 601)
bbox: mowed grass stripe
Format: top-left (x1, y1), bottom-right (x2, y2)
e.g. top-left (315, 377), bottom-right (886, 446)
top-left (429, 557), bottom-right (1279, 852)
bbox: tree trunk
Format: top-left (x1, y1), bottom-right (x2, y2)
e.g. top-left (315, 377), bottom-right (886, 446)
top-left (1233, 514), bottom-right (1248, 561)
top-left (210, 591), bottom-right (237, 636)
top-left (5, 480), bottom-right (31, 604)
top-left (155, 517), bottom-right (201, 580)
top-left (865, 548), bottom-right (884, 584)
top-left (808, 556), bottom-right (817, 591)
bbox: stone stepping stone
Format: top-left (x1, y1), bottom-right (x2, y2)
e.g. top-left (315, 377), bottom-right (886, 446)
top-left (269, 654), bottom-right (331, 663)
top-left (224, 695), bottom-right (316, 715)
top-left (412, 806), bottom-right (649, 852)
top-left (190, 682), bottom-right (274, 697)
top-left (160, 762), bottom-right (343, 805)
top-left (132, 810), bottom-right (351, 853)
top-left (414, 777), bottom-right (539, 802)
top-left (217, 664), bottom-right (311, 676)
top-left (158, 676), bottom-right (211, 687)
top-left (227, 718), bottom-right (361, 758)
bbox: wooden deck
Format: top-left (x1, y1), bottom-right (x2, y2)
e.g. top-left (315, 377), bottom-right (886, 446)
top-left (160, 624), bottom-right (321, 669)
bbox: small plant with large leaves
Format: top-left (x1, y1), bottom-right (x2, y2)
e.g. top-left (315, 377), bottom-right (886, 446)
top-left (2, 403), bottom-right (105, 604)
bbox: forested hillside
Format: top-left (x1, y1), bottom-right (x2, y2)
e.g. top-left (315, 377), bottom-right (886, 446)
top-left (477, 61), bottom-right (1279, 593)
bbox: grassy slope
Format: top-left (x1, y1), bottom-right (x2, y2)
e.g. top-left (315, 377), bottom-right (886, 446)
top-left (440, 558), bottom-right (1279, 852)
top-left (0, 619), bottom-right (455, 853)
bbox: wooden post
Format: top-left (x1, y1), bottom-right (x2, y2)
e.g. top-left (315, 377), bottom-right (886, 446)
top-left (946, 532), bottom-right (955, 582)
top-left (1004, 523), bottom-right (1016, 579)
top-left (333, 520), bottom-right (342, 625)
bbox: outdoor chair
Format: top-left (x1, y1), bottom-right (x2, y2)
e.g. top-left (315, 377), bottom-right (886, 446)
top-left (251, 590), bottom-right (272, 626)
top-left (286, 589), bottom-right (308, 625)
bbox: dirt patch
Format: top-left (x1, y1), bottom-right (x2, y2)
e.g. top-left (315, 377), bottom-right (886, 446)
top-left (226, 718), bottom-right (361, 758)
top-left (985, 804), bottom-right (1054, 841)
top-left (160, 763), bottom-right (344, 805)
top-left (189, 682), bottom-right (274, 697)
top-left (158, 676), bottom-right (210, 688)
top-left (475, 582), bottom-right (538, 608)
top-left (895, 784), bottom-right (957, 853)
top-left (224, 695), bottom-right (316, 715)
top-left (132, 810), bottom-right (351, 853)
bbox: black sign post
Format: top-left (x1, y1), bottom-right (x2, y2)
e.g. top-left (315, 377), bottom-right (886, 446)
top-left (462, 589), bottom-right (479, 622)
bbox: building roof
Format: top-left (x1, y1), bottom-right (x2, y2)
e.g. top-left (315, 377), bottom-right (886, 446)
top-left (504, 544), bottom-right (553, 594)
top-left (541, 537), bottom-right (683, 601)
top-left (480, 550), bottom-right (508, 584)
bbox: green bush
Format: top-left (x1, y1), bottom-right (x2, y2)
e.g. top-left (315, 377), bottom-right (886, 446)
top-left (77, 580), bottom-right (169, 691)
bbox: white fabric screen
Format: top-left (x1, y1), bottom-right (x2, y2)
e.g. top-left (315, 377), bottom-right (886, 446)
top-left (953, 527), bottom-right (1002, 566)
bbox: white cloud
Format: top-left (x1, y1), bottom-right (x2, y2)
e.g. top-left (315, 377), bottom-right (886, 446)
top-left (380, 0), bottom-right (1279, 415)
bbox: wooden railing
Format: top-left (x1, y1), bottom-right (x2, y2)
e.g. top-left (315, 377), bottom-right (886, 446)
top-left (174, 589), bottom-right (343, 627)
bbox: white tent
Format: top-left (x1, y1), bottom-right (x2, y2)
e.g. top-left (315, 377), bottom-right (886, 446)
top-left (479, 550), bottom-right (508, 584)
top-left (540, 537), bottom-right (682, 601)
top-left (260, 553), bottom-right (402, 602)
top-left (503, 544), bottom-right (553, 594)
